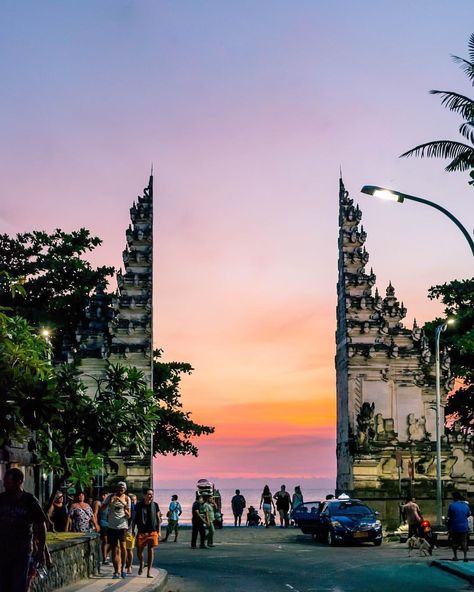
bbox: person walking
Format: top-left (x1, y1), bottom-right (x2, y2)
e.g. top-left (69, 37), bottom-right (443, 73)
top-left (447, 491), bottom-right (471, 562)
top-left (93, 489), bottom-right (110, 565)
top-left (47, 491), bottom-right (68, 533)
top-left (133, 488), bottom-right (161, 578)
top-left (162, 494), bottom-right (182, 542)
top-left (274, 485), bottom-right (291, 528)
top-left (102, 481), bottom-right (131, 579)
top-left (260, 484), bottom-right (275, 528)
top-left (191, 494), bottom-right (207, 549)
top-left (0, 468), bottom-right (48, 592)
top-left (231, 489), bottom-right (246, 527)
top-left (125, 493), bottom-right (137, 574)
top-left (67, 491), bottom-right (98, 533)
top-left (402, 496), bottom-right (422, 537)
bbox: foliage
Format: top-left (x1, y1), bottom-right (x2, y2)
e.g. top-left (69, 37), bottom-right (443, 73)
top-left (0, 313), bottom-right (52, 446)
top-left (424, 278), bottom-right (474, 431)
top-left (34, 364), bottom-right (161, 485)
top-left (400, 33), bottom-right (474, 186)
top-left (0, 229), bottom-right (114, 357)
top-left (0, 230), bottom-right (214, 485)
top-left (152, 349), bottom-right (215, 456)
top-left (32, 356), bottom-right (214, 488)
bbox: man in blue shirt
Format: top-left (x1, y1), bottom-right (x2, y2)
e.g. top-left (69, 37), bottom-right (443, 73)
top-left (447, 491), bottom-right (471, 562)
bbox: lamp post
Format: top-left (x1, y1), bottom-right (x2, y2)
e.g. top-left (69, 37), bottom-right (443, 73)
top-left (360, 185), bottom-right (474, 256)
top-left (435, 319), bottom-right (454, 526)
top-left (40, 328), bottom-right (54, 500)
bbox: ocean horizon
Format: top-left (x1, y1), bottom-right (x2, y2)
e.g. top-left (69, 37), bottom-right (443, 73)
top-left (153, 487), bottom-right (335, 526)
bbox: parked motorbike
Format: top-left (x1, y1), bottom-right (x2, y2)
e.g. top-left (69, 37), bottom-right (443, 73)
top-left (420, 519), bottom-right (437, 549)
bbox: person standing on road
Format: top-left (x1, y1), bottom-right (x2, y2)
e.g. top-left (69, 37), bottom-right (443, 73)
top-left (191, 495), bottom-right (207, 549)
top-left (292, 486), bottom-right (304, 510)
top-left (0, 468), bottom-right (48, 592)
top-left (202, 495), bottom-right (216, 547)
top-left (260, 484), bottom-right (275, 528)
top-left (102, 481), bottom-right (131, 579)
top-left (447, 491), bottom-right (471, 562)
top-left (402, 496), bottom-right (422, 537)
top-left (134, 488), bottom-right (161, 579)
top-left (274, 485), bottom-right (291, 528)
top-left (231, 489), bottom-right (246, 527)
top-left (162, 494), bottom-right (182, 542)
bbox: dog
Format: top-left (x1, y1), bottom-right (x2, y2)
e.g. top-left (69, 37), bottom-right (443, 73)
top-left (407, 535), bottom-right (432, 556)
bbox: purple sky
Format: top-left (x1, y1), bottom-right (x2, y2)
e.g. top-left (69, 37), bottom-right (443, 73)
top-left (1, 1), bottom-right (473, 489)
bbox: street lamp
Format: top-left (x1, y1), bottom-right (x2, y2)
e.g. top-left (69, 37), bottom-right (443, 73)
top-left (435, 319), bottom-right (455, 526)
top-left (40, 328), bottom-right (54, 500)
top-left (360, 185), bottom-right (474, 256)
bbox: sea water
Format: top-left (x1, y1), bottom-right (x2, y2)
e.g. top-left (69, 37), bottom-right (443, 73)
top-left (153, 487), bottom-right (334, 526)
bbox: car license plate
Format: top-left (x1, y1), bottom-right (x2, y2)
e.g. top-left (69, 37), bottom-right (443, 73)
top-left (353, 531), bottom-right (368, 538)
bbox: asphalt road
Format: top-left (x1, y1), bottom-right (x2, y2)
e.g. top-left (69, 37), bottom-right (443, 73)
top-left (155, 527), bottom-right (472, 592)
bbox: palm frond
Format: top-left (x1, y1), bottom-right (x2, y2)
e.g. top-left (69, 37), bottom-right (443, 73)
top-left (446, 150), bottom-right (474, 172)
top-left (400, 140), bottom-right (474, 161)
top-left (430, 90), bottom-right (474, 119)
top-left (451, 55), bottom-right (474, 84)
top-left (469, 33), bottom-right (474, 63)
top-left (459, 121), bottom-right (474, 143)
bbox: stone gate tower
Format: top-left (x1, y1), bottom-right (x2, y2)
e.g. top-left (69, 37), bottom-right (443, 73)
top-left (76, 174), bottom-right (154, 492)
top-left (335, 178), bottom-right (474, 527)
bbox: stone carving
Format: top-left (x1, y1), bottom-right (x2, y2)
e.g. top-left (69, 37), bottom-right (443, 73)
top-left (407, 414), bottom-right (427, 441)
top-left (411, 319), bottom-right (421, 342)
top-left (356, 402), bottom-right (375, 446)
top-left (388, 339), bottom-right (399, 358)
top-left (420, 334), bottom-right (431, 363)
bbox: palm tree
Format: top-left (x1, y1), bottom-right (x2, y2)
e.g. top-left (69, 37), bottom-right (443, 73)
top-left (400, 33), bottom-right (474, 186)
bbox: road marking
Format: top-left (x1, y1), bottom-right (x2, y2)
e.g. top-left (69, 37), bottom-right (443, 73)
top-left (285, 585), bottom-right (301, 592)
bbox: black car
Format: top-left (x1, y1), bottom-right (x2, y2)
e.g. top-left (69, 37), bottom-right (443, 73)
top-left (291, 501), bottom-right (322, 534)
top-left (315, 498), bottom-right (382, 546)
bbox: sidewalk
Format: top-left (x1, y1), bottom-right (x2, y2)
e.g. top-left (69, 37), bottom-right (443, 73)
top-left (432, 559), bottom-right (474, 585)
top-left (54, 563), bottom-right (168, 592)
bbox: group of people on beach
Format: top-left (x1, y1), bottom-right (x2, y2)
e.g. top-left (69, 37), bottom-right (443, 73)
top-left (230, 484), bottom-right (304, 529)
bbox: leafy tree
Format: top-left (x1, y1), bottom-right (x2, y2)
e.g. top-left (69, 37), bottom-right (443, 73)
top-left (0, 313), bottom-right (52, 446)
top-left (34, 363), bottom-right (162, 490)
top-left (423, 278), bottom-right (474, 431)
top-left (400, 34), bottom-right (474, 186)
top-left (33, 353), bottom-right (214, 491)
top-left (0, 229), bottom-right (114, 357)
top-left (0, 230), bottom-right (214, 490)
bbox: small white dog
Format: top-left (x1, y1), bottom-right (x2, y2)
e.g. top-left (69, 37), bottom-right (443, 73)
top-left (407, 535), bottom-right (432, 556)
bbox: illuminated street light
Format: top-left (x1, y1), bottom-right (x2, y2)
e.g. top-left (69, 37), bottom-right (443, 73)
top-left (435, 319), bottom-right (455, 526)
top-left (360, 185), bottom-right (474, 256)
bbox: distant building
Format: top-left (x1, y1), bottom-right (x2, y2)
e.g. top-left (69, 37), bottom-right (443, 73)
top-left (335, 177), bottom-right (474, 527)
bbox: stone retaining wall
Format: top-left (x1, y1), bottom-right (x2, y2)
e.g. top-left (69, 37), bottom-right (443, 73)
top-left (31, 534), bottom-right (100, 592)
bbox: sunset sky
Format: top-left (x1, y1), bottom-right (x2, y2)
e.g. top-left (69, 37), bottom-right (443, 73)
top-left (1, 1), bottom-right (473, 490)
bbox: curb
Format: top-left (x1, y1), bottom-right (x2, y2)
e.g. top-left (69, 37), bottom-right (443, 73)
top-left (431, 560), bottom-right (474, 584)
top-left (140, 569), bottom-right (169, 592)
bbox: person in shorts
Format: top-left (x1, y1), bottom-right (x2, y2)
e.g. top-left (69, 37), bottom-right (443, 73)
top-left (125, 493), bottom-right (137, 574)
top-left (133, 488), bottom-right (161, 578)
top-left (447, 491), bottom-right (471, 562)
top-left (102, 481), bottom-right (131, 579)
